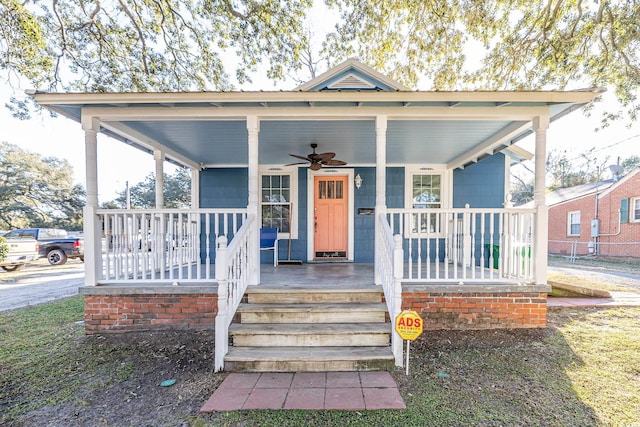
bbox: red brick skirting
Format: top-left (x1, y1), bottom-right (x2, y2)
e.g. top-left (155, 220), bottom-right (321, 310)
top-left (80, 284), bottom-right (548, 334)
top-left (81, 286), bottom-right (218, 334)
top-left (402, 285), bottom-right (549, 330)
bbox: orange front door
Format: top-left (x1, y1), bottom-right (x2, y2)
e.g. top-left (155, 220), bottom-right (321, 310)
top-left (314, 175), bottom-right (348, 258)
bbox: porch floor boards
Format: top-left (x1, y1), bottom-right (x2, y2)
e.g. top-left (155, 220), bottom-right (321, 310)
top-left (108, 262), bottom-right (522, 286)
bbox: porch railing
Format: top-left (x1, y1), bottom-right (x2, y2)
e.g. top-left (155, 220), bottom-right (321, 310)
top-left (376, 213), bottom-right (404, 367)
top-left (215, 214), bottom-right (256, 372)
top-left (96, 208), bottom-right (247, 283)
top-left (387, 206), bottom-right (536, 283)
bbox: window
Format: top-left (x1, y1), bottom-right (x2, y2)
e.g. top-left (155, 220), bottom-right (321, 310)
top-left (412, 174), bottom-right (441, 209)
top-left (633, 197), bottom-right (640, 222)
top-left (405, 168), bottom-right (450, 234)
top-left (260, 168), bottom-right (298, 237)
top-left (567, 211), bottom-right (581, 236)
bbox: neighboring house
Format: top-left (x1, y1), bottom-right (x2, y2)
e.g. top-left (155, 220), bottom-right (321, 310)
top-left (33, 59), bottom-right (600, 371)
top-left (547, 167), bottom-right (640, 259)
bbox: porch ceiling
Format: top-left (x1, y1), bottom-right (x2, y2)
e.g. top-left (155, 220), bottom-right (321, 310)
top-left (34, 89), bottom-right (601, 170)
top-left (118, 119), bottom-right (514, 166)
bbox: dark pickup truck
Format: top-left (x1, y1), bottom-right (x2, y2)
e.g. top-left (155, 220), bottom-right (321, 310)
top-left (2, 228), bottom-right (84, 266)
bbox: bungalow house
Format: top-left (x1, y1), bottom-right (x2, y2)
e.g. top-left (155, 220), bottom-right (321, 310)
top-left (547, 167), bottom-right (640, 259)
top-left (33, 59), bottom-right (601, 372)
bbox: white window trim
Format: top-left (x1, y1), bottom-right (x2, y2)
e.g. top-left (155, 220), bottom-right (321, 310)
top-left (632, 197), bottom-right (640, 223)
top-left (404, 165), bottom-right (452, 236)
top-left (259, 166), bottom-right (298, 239)
top-left (567, 210), bottom-right (581, 236)
top-left (404, 165), bottom-right (452, 209)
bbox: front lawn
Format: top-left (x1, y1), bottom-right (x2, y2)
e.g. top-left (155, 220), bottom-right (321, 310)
top-left (0, 297), bottom-right (638, 426)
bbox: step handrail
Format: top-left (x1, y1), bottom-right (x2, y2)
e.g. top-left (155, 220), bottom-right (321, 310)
top-left (214, 214), bottom-right (255, 372)
top-left (377, 213), bottom-right (404, 367)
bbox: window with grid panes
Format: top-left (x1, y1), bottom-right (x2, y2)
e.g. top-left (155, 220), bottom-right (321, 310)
top-left (411, 174), bottom-right (442, 233)
top-left (633, 197), bottom-right (640, 222)
top-left (567, 211), bottom-right (581, 236)
top-left (261, 175), bottom-right (291, 233)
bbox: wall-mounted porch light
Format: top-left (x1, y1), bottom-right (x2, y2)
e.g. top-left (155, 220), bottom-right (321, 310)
top-left (354, 174), bottom-right (363, 189)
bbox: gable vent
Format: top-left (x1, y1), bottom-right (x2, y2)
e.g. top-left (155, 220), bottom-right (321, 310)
top-left (327, 73), bottom-right (376, 90)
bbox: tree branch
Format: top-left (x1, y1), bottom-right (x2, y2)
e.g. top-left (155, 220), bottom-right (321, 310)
top-left (118, 0), bottom-right (150, 75)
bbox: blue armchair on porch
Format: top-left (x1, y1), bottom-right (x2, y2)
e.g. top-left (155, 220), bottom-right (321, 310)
top-left (260, 228), bottom-right (278, 266)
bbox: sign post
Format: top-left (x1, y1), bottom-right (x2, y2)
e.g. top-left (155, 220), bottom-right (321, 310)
top-left (395, 309), bottom-right (424, 375)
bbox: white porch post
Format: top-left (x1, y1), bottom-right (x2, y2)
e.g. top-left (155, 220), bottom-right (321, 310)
top-left (375, 115), bottom-right (388, 285)
top-left (247, 115), bottom-right (260, 285)
top-left (81, 117), bottom-right (101, 286)
top-left (190, 169), bottom-right (200, 209)
top-left (154, 150), bottom-right (165, 208)
top-left (533, 116), bottom-right (550, 285)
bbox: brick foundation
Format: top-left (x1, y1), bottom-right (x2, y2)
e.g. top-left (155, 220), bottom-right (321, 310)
top-left (81, 286), bottom-right (217, 334)
top-left (402, 285), bottom-right (549, 330)
top-left (80, 284), bottom-right (548, 334)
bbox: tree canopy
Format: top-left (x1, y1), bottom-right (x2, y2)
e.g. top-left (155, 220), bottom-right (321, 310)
top-left (0, 0), bottom-right (312, 94)
top-left (1, 0), bottom-right (638, 123)
top-left (0, 141), bottom-right (85, 230)
top-left (325, 0), bottom-right (640, 123)
top-left (102, 168), bottom-right (191, 209)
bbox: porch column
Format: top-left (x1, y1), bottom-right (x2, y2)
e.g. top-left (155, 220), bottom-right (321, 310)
top-left (533, 116), bottom-right (550, 285)
top-left (247, 115), bottom-right (260, 285)
top-left (375, 115), bottom-right (388, 285)
top-left (154, 150), bottom-right (165, 208)
top-left (190, 168), bottom-right (200, 209)
top-left (81, 117), bottom-right (100, 286)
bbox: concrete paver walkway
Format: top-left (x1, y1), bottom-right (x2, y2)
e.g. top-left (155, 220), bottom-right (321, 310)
top-left (200, 371), bottom-right (405, 412)
top-left (548, 291), bottom-right (640, 308)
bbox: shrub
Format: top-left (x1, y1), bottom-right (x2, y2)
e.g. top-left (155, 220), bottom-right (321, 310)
top-left (0, 236), bottom-right (8, 263)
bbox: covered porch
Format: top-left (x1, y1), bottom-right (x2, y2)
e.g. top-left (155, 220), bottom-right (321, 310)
top-left (34, 59), bottom-right (600, 371)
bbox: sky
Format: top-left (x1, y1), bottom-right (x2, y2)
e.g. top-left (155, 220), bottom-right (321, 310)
top-left (1, 2), bottom-right (639, 201)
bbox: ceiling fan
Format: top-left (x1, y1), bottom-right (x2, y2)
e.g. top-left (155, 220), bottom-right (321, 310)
top-left (286, 143), bottom-right (347, 170)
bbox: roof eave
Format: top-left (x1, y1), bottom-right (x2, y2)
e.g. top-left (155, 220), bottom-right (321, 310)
top-left (30, 88), bottom-right (604, 107)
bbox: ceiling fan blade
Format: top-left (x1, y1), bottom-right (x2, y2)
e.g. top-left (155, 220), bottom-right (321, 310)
top-left (316, 152), bottom-right (336, 162)
top-left (289, 154), bottom-right (311, 161)
top-left (324, 159), bottom-right (347, 166)
top-left (285, 162), bottom-right (309, 166)
top-left (310, 163), bottom-right (322, 171)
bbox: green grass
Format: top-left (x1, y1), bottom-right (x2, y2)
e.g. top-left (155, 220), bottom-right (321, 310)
top-left (209, 308), bottom-right (640, 427)
top-left (0, 297), bottom-right (137, 423)
top-left (1, 298), bottom-right (639, 426)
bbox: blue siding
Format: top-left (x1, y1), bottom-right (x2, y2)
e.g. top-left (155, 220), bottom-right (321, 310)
top-left (453, 154), bottom-right (505, 208)
top-left (453, 154), bottom-right (507, 265)
top-left (198, 168), bottom-right (248, 262)
top-left (280, 167), bottom-right (308, 262)
top-left (200, 168), bottom-right (248, 208)
top-left (198, 157), bottom-right (507, 265)
top-left (354, 168), bottom-right (376, 262)
top-left (386, 167), bottom-right (405, 209)
top-left (353, 167), bottom-right (405, 262)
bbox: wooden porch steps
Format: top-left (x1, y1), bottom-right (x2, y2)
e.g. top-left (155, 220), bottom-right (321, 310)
top-left (224, 287), bottom-right (395, 372)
